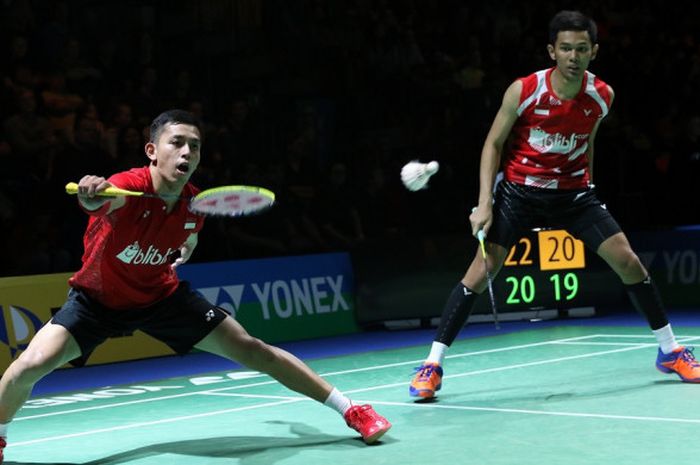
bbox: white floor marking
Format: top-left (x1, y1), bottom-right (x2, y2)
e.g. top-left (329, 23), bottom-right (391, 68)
top-left (12, 332), bottom-right (700, 447)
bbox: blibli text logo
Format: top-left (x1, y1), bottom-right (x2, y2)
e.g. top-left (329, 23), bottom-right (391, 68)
top-left (0, 305), bottom-right (44, 359)
top-left (116, 241), bottom-right (174, 265)
top-left (528, 127), bottom-right (584, 154)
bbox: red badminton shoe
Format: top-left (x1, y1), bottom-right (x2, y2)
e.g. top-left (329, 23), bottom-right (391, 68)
top-left (656, 346), bottom-right (700, 382)
top-left (0, 436), bottom-right (6, 463)
top-left (344, 404), bottom-right (392, 444)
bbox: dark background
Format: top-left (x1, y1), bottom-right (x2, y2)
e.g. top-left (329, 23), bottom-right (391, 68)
top-left (1, 0), bottom-right (699, 277)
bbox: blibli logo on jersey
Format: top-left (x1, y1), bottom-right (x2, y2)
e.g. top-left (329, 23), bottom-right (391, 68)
top-left (116, 241), bottom-right (175, 265)
top-left (528, 127), bottom-right (581, 154)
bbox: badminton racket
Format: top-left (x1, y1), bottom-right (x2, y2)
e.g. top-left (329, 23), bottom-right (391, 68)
top-left (65, 182), bottom-right (276, 217)
top-left (477, 229), bottom-right (500, 329)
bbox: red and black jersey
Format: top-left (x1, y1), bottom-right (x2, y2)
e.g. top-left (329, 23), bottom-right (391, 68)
top-left (69, 167), bottom-right (205, 309)
top-left (503, 67), bottom-right (613, 190)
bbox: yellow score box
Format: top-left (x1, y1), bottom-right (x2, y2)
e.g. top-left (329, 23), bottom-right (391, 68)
top-left (537, 230), bottom-right (585, 271)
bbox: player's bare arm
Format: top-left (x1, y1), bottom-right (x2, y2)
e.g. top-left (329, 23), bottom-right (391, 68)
top-left (76, 175), bottom-right (126, 214)
top-left (470, 80), bottom-right (522, 236)
top-left (587, 85), bottom-right (615, 183)
top-left (171, 233), bottom-right (198, 269)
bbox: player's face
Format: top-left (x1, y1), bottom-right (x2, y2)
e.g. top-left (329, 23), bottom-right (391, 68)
top-left (547, 30), bottom-right (598, 80)
top-left (146, 122), bottom-right (201, 186)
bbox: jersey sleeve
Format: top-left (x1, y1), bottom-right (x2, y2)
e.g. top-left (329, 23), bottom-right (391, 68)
top-left (108, 168), bottom-right (149, 191)
top-left (517, 73), bottom-right (538, 106)
top-left (593, 77), bottom-right (613, 109)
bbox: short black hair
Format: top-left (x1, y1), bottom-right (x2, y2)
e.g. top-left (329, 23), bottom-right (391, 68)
top-left (548, 10), bottom-right (598, 45)
top-left (149, 109), bottom-right (202, 143)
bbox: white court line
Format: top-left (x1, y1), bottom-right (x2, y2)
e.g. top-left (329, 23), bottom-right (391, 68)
top-left (592, 335), bottom-right (700, 341)
top-left (553, 341), bottom-right (657, 346)
top-left (15, 334), bottom-right (599, 422)
top-left (360, 400), bottom-right (700, 425)
top-left (12, 332), bottom-right (700, 445)
top-left (18, 333), bottom-right (690, 422)
top-left (341, 344), bottom-right (656, 395)
top-left (12, 398), bottom-right (305, 447)
top-left (202, 392), bottom-right (301, 401)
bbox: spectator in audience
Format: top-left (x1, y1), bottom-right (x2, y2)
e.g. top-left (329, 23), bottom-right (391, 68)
top-left (316, 162), bottom-right (365, 249)
top-left (3, 87), bottom-right (57, 181)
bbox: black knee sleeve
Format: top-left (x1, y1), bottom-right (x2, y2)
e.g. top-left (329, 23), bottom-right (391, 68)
top-left (435, 283), bottom-right (478, 345)
top-left (625, 276), bottom-right (669, 330)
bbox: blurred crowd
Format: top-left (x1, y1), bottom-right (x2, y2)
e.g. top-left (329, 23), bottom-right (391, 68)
top-left (1, 0), bottom-right (699, 277)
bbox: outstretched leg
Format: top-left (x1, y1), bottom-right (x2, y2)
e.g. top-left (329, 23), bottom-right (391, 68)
top-left (0, 321), bottom-right (81, 462)
top-left (195, 317), bottom-right (391, 443)
top-left (597, 232), bottom-right (700, 382)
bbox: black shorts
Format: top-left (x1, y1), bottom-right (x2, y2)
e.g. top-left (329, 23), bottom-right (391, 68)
top-left (52, 282), bottom-right (229, 366)
top-left (487, 181), bottom-right (622, 251)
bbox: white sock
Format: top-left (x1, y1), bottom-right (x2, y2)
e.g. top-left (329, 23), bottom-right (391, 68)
top-left (0, 422), bottom-right (7, 438)
top-left (426, 341), bottom-right (448, 365)
top-left (653, 324), bottom-right (680, 354)
top-left (323, 387), bottom-right (352, 416)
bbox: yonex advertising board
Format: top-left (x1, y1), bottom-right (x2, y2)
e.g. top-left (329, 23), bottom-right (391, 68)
top-left (629, 228), bottom-right (700, 308)
top-left (0, 272), bottom-right (174, 371)
top-left (177, 252), bottom-right (359, 343)
top-left (0, 252), bottom-right (358, 370)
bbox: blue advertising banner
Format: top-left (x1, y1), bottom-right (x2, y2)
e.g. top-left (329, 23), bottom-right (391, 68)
top-left (629, 229), bottom-right (700, 308)
top-left (177, 252), bottom-right (360, 342)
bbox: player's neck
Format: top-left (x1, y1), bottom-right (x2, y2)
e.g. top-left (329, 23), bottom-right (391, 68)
top-left (550, 68), bottom-right (584, 100)
top-left (149, 165), bottom-right (186, 209)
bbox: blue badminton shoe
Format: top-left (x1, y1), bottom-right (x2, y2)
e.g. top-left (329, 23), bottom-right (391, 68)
top-left (409, 362), bottom-right (443, 398)
top-left (656, 346), bottom-right (700, 382)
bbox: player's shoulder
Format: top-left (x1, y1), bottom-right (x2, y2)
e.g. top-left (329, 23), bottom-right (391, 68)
top-left (108, 166), bottom-right (151, 192)
top-left (585, 71), bottom-right (614, 104)
top-left (507, 68), bottom-right (548, 109)
top-left (184, 181), bottom-right (201, 197)
top-left (514, 68), bottom-right (549, 98)
top-left (516, 68), bottom-right (547, 88)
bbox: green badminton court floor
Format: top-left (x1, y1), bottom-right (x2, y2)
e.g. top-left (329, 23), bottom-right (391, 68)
top-left (7, 323), bottom-right (700, 465)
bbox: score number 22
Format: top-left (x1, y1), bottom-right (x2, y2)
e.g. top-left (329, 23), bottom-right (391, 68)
top-left (504, 230), bottom-right (586, 271)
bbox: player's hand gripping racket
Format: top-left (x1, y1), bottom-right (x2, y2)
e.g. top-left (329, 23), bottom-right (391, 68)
top-left (65, 182), bottom-right (275, 217)
top-left (477, 229), bottom-right (500, 329)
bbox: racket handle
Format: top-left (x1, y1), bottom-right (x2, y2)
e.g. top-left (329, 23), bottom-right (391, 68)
top-left (477, 230), bottom-right (485, 242)
top-left (64, 182), bottom-right (144, 197)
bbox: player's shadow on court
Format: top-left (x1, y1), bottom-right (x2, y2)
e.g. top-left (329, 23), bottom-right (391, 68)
top-left (6, 421), bottom-right (394, 465)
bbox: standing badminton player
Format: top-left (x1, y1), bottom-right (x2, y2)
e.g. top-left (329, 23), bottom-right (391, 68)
top-left (0, 109), bottom-right (391, 462)
top-left (409, 10), bottom-right (700, 399)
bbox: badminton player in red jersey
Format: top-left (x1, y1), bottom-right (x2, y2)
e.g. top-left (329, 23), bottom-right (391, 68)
top-left (0, 110), bottom-right (390, 462)
top-left (410, 10), bottom-right (700, 399)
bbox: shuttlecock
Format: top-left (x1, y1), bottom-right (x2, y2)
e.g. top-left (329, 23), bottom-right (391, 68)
top-left (400, 160), bottom-right (439, 191)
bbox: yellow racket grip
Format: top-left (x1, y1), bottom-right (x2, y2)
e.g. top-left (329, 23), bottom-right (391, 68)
top-left (65, 182), bottom-right (144, 197)
top-left (477, 229), bottom-right (487, 258)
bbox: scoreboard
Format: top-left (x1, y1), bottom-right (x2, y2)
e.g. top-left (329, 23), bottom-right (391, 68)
top-left (472, 229), bottom-right (624, 315)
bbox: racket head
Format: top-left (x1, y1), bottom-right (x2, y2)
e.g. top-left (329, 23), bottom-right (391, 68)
top-left (189, 185), bottom-right (276, 217)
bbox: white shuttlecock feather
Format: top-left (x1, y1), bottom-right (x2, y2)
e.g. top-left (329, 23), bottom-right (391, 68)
top-left (400, 160), bottom-right (439, 191)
